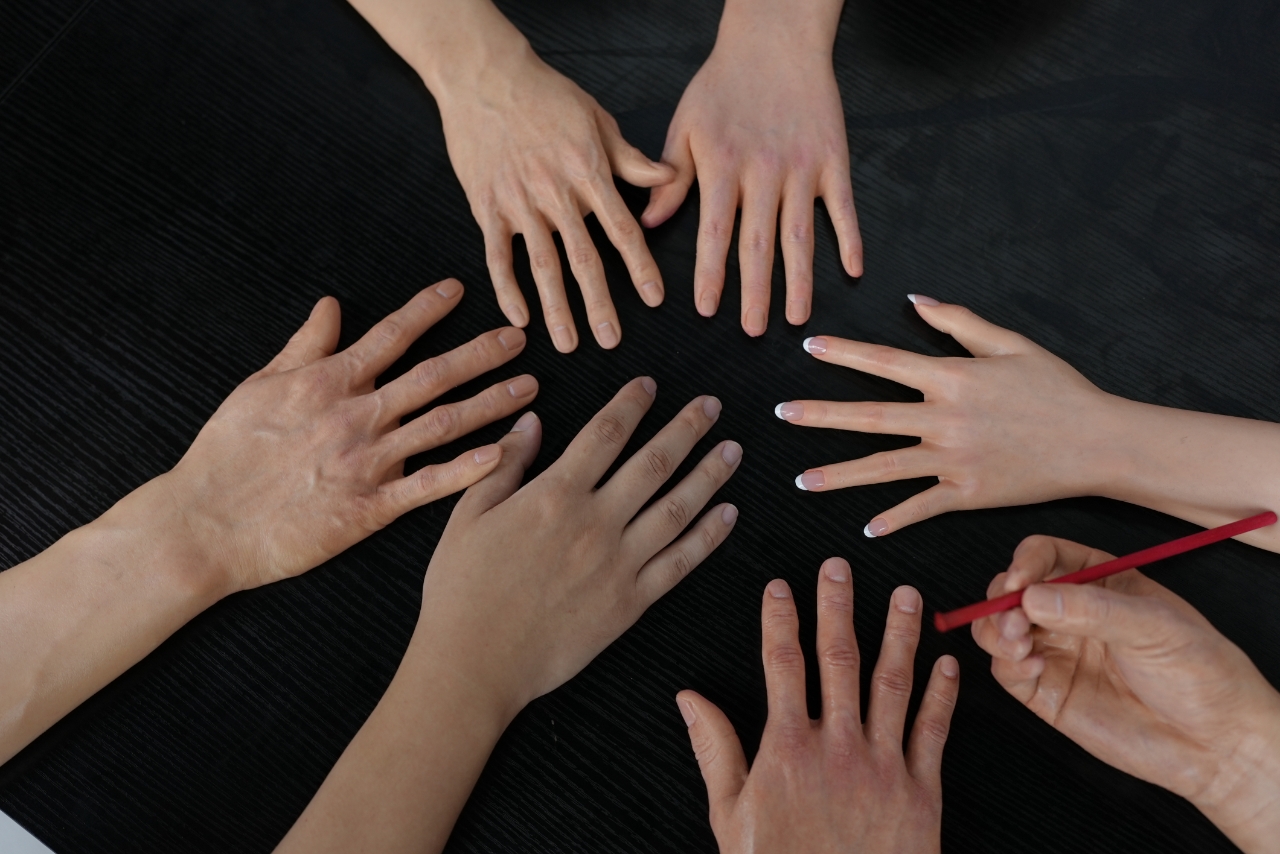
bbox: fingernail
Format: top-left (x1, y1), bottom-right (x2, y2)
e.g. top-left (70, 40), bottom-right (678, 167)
top-left (595, 321), bottom-right (620, 349)
top-left (497, 328), bottom-right (524, 350)
top-left (511, 411), bottom-right (538, 432)
top-left (702, 396), bottom-right (722, 420)
top-left (435, 279), bottom-right (463, 299)
top-left (640, 377), bottom-right (657, 396)
top-left (473, 444), bottom-right (502, 465)
top-left (823, 559), bottom-right (849, 583)
top-left (721, 504), bottom-right (739, 525)
top-left (506, 375), bottom-right (538, 398)
top-left (895, 586), bottom-right (921, 614)
top-left (774, 402), bottom-right (803, 421)
top-left (803, 336), bottom-right (827, 355)
top-left (767, 579), bottom-right (791, 599)
top-left (907, 293), bottom-right (940, 307)
top-left (639, 280), bottom-right (663, 305)
top-left (940, 656), bottom-right (959, 679)
top-left (864, 517), bottom-right (889, 538)
top-left (721, 440), bottom-right (742, 465)
top-left (697, 291), bottom-right (719, 317)
top-left (796, 470), bottom-right (824, 491)
top-left (551, 325), bottom-right (573, 352)
top-left (677, 698), bottom-right (696, 727)
top-left (1023, 586), bottom-right (1063, 619)
top-left (745, 307), bottom-right (766, 336)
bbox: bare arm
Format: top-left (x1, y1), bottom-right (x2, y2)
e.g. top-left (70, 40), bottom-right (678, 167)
top-left (0, 283), bottom-right (534, 764)
top-left (348, 0), bottom-right (674, 352)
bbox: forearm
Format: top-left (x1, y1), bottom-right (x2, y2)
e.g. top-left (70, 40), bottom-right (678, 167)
top-left (0, 475), bottom-right (230, 764)
top-left (275, 624), bottom-right (516, 854)
top-left (718, 0), bottom-right (845, 53)
top-left (347, 0), bottom-right (532, 99)
top-left (1096, 396), bottom-right (1280, 553)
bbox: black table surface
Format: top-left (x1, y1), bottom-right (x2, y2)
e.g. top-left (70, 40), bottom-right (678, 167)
top-left (2, 0), bottom-right (1279, 851)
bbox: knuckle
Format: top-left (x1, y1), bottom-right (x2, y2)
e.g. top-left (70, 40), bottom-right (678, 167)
top-left (765, 642), bottom-right (805, 672)
top-left (917, 715), bottom-right (952, 747)
top-left (769, 720), bottom-right (810, 755)
top-left (374, 319), bottom-right (403, 345)
top-left (609, 216), bottom-right (640, 243)
top-left (422, 405), bottom-right (459, 441)
top-left (413, 356), bottom-right (448, 391)
top-left (569, 246), bottom-right (597, 269)
top-left (530, 250), bottom-right (559, 273)
top-left (668, 547), bottom-right (694, 583)
top-left (702, 218), bottom-right (733, 242)
top-left (593, 413), bottom-right (629, 448)
top-left (819, 639), bottom-right (859, 670)
top-left (784, 221), bottom-right (811, 245)
top-left (874, 666), bottom-right (913, 699)
top-left (744, 230), bottom-right (773, 253)
top-left (660, 493), bottom-right (691, 530)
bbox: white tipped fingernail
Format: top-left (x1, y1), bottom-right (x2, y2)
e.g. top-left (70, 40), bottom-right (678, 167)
top-left (864, 524), bottom-right (876, 538)
top-left (774, 403), bottom-right (785, 419)
top-left (795, 474), bottom-right (808, 491)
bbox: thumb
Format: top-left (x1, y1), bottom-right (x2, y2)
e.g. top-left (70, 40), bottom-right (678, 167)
top-left (596, 109), bottom-right (677, 188)
top-left (260, 296), bottom-right (342, 375)
top-left (677, 690), bottom-right (748, 828)
top-left (907, 297), bottom-right (1032, 359)
top-left (455, 411), bottom-right (542, 517)
top-left (642, 132), bottom-right (694, 228)
top-left (1021, 581), bottom-right (1184, 648)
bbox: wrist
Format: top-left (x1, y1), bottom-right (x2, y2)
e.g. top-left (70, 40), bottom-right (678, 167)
top-left (403, 620), bottom-right (524, 737)
top-left (717, 0), bottom-right (843, 56)
top-left (95, 474), bottom-right (241, 603)
top-left (1192, 698), bottom-right (1280, 852)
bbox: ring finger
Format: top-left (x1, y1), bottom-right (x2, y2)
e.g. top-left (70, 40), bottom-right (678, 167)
top-left (377, 374), bottom-right (539, 464)
top-left (521, 211), bottom-right (578, 354)
top-left (553, 200), bottom-right (621, 349)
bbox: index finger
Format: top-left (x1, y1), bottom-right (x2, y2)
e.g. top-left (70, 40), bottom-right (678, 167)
top-left (342, 280), bottom-right (464, 384)
top-left (802, 336), bottom-right (939, 391)
top-left (554, 377), bottom-right (657, 486)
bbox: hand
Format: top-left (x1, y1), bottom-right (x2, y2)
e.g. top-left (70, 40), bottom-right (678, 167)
top-left (776, 296), bottom-right (1125, 537)
top-left (971, 535), bottom-right (1280, 852)
top-left (168, 279), bottom-right (538, 592)
top-left (677, 559), bottom-right (959, 854)
top-left (416, 379), bottom-right (742, 712)
top-left (643, 1), bottom-right (862, 336)
top-left (436, 39), bottom-right (674, 352)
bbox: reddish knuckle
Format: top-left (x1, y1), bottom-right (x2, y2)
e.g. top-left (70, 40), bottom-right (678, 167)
top-left (917, 715), bottom-right (952, 747)
top-left (765, 642), bottom-right (805, 672)
top-left (820, 639), bottom-right (859, 670)
top-left (425, 405), bottom-right (459, 441)
top-left (745, 230), bottom-right (772, 253)
top-left (703, 218), bottom-right (732, 242)
top-left (785, 221), bottom-right (811, 245)
top-left (531, 250), bottom-right (559, 273)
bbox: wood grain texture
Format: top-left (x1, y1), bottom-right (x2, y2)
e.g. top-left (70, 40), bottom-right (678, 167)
top-left (1, 0), bottom-right (1278, 851)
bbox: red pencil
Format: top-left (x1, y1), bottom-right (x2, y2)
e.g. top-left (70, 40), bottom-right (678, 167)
top-left (933, 511), bottom-right (1277, 633)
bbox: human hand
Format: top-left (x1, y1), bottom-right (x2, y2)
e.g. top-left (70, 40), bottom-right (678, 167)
top-left (971, 535), bottom-right (1280, 851)
top-left (432, 35), bottom-right (674, 352)
top-left (413, 378), bottom-right (742, 713)
top-left (166, 280), bottom-right (537, 593)
top-left (777, 296), bottom-right (1126, 537)
top-left (643, 1), bottom-right (862, 335)
top-left (677, 560), bottom-right (959, 854)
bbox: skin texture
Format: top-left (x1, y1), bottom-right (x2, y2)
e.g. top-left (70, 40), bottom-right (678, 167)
top-left (0, 281), bottom-right (534, 765)
top-left (349, 0), bottom-right (675, 352)
top-left (777, 297), bottom-right (1280, 552)
top-left (644, 0), bottom-right (862, 336)
top-left (677, 560), bottom-right (958, 853)
top-left (277, 380), bottom-right (742, 853)
top-left (972, 536), bottom-right (1280, 853)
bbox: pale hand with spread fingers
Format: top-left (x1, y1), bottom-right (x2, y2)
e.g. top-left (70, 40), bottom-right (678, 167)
top-left (0, 280), bottom-right (536, 765)
top-left (677, 560), bottom-right (958, 854)
top-left (776, 294), bottom-right (1280, 553)
top-left (349, 0), bottom-right (675, 353)
top-left (277, 379), bottom-right (743, 854)
top-left (970, 535), bottom-right (1280, 854)
top-left (643, 0), bottom-right (862, 336)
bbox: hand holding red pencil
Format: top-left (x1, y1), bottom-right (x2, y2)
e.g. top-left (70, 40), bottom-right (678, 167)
top-left (970, 535), bottom-right (1280, 854)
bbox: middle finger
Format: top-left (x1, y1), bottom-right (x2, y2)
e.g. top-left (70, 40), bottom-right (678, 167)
top-left (374, 327), bottom-right (527, 422)
top-left (865, 586), bottom-right (923, 753)
top-left (552, 202), bottom-right (622, 349)
top-left (601, 395), bottom-right (722, 519)
top-left (775, 399), bottom-right (936, 437)
top-left (737, 176), bottom-right (782, 337)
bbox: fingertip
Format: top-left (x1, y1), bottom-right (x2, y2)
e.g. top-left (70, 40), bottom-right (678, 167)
top-left (719, 503), bottom-right (739, 526)
top-left (503, 301), bottom-right (530, 328)
top-left (676, 693), bottom-right (698, 727)
top-left (434, 278), bottom-right (464, 300)
top-left (766, 578), bottom-right (792, 599)
top-left (939, 655), bottom-right (959, 680)
top-left (472, 443), bottom-right (503, 467)
top-left (821, 557), bottom-right (850, 583)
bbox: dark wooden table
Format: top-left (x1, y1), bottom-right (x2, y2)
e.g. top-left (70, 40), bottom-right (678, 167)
top-left (2, 0), bottom-right (1279, 851)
